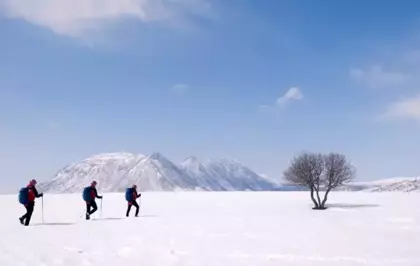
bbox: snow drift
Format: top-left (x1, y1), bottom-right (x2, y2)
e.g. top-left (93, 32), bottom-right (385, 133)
top-left (2, 192), bottom-right (420, 266)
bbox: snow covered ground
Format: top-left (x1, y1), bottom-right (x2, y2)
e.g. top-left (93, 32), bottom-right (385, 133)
top-left (1, 191), bottom-right (419, 266)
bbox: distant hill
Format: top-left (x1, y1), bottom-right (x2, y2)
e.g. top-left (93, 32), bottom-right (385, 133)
top-left (39, 152), bottom-right (277, 193)
top-left (342, 177), bottom-right (420, 192)
top-left (38, 152), bottom-right (420, 193)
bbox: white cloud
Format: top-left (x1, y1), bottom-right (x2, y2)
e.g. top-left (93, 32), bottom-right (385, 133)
top-left (350, 65), bottom-right (410, 89)
top-left (382, 94), bottom-right (420, 121)
top-left (348, 40), bottom-right (420, 123)
top-left (276, 87), bottom-right (303, 105)
top-left (258, 87), bottom-right (303, 111)
top-left (0, 0), bottom-right (213, 37)
top-left (171, 83), bottom-right (189, 93)
top-left (348, 31), bottom-right (420, 123)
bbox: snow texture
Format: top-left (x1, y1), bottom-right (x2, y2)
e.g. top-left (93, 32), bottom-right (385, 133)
top-left (1, 191), bottom-right (419, 266)
top-left (39, 152), bottom-right (276, 193)
top-left (342, 177), bottom-right (420, 192)
top-left (278, 177), bottom-right (420, 193)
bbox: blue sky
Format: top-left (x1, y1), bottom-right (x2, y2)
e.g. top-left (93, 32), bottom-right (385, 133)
top-left (1, 0), bottom-right (420, 191)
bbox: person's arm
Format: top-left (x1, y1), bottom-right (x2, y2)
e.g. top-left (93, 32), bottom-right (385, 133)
top-left (95, 188), bottom-right (103, 199)
top-left (33, 187), bottom-right (43, 198)
top-left (137, 192), bottom-right (141, 198)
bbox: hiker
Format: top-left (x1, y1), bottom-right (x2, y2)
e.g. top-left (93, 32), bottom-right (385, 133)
top-left (83, 181), bottom-right (103, 220)
top-left (19, 179), bottom-right (43, 226)
top-left (125, 184), bottom-right (141, 217)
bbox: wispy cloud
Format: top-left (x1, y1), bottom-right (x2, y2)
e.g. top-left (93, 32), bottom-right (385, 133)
top-left (0, 0), bottom-right (213, 37)
top-left (258, 87), bottom-right (303, 111)
top-left (350, 65), bottom-right (410, 89)
top-left (348, 32), bottom-right (420, 123)
top-left (381, 94), bottom-right (420, 122)
top-left (171, 84), bottom-right (189, 94)
top-left (276, 87), bottom-right (303, 105)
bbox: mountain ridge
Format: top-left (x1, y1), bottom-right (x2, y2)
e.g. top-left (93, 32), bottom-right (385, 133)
top-left (39, 152), bottom-right (277, 193)
top-left (38, 152), bottom-right (420, 193)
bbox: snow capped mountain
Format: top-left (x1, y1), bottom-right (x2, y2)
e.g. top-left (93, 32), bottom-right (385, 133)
top-left (40, 152), bottom-right (146, 193)
top-left (39, 151), bottom-right (420, 194)
top-left (122, 152), bottom-right (200, 191)
top-left (39, 152), bottom-right (277, 193)
top-left (179, 156), bottom-right (275, 191)
top-left (203, 158), bottom-right (275, 190)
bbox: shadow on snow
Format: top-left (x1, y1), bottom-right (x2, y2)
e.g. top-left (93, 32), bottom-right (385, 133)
top-left (91, 217), bottom-right (125, 221)
top-left (91, 215), bottom-right (159, 221)
top-left (28, 215), bottom-right (160, 226)
top-left (32, 222), bottom-right (75, 226)
top-left (326, 203), bottom-right (380, 209)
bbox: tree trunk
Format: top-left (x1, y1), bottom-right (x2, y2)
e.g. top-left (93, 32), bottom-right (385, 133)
top-left (315, 187), bottom-right (322, 208)
top-left (310, 188), bottom-right (319, 209)
top-left (320, 188), bottom-right (332, 209)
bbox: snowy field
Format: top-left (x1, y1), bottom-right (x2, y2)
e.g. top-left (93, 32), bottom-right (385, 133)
top-left (1, 191), bottom-right (419, 266)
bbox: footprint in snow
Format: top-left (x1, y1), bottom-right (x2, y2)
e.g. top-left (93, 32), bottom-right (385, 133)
top-left (64, 247), bottom-right (83, 254)
top-left (116, 246), bottom-right (135, 258)
top-left (170, 249), bottom-right (189, 256)
top-left (81, 258), bottom-right (92, 266)
top-left (386, 218), bottom-right (414, 224)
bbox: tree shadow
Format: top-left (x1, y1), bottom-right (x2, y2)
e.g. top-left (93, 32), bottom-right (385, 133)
top-left (32, 222), bottom-right (75, 226)
top-left (326, 203), bottom-right (380, 209)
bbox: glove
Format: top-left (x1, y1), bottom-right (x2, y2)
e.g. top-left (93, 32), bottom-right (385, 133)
top-left (39, 193), bottom-right (44, 197)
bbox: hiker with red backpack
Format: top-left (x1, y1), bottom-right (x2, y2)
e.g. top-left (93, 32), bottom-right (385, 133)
top-left (19, 179), bottom-right (43, 226)
top-left (125, 184), bottom-right (141, 217)
top-left (82, 181), bottom-right (103, 220)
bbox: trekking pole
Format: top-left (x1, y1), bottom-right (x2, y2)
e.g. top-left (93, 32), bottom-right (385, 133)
top-left (139, 197), bottom-right (141, 216)
top-left (42, 196), bottom-right (44, 224)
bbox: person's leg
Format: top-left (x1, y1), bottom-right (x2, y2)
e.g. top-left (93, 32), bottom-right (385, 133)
top-left (89, 200), bottom-right (98, 215)
top-left (24, 203), bottom-right (34, 226)
top-left (19, 205), bottom-right (29, 224)
top-left (133, 201), bottom-right (140, 217)
top-left (86, 202), bottom-right (92, 220)
top-left (126, 203), bottom-right (132, 217)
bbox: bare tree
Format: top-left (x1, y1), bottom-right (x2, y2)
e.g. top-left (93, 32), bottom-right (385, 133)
top-left (283, 152), bottom-right (325, 209)
top-left (320, 152), bottom-right (356, 209)
top-left (283, 152), bottom-right (356, 210)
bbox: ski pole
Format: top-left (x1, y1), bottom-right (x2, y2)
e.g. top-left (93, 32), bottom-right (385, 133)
top-left (42, 196), bottom-right (44, 224)
top-left (100, 198), bottom-right (103, 219)
top-left (139, 197), bottom-right (141, 216)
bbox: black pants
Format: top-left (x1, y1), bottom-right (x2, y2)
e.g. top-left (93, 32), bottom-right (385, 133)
top-left (86, 200), bottom-right (98, 220)
top-left (20, 202), bottom-right (34, 226)
top-left (126, 201), bottom-right (139, 217)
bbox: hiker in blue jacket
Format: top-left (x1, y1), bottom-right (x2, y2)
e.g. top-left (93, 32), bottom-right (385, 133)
top-left (126, 184), bottom-right (141, 217)
top-left (19, 179), bottom-right (43, 226)
top-left (83, 181), bottom-right (103, 220)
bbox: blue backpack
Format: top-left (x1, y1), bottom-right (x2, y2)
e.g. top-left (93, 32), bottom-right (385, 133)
top-left (125, 188), bottom-right (134, 202)
top-left (18, 187), bottom-right (29, 205)
top-left (82, 187), bottom-right (92, 201)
